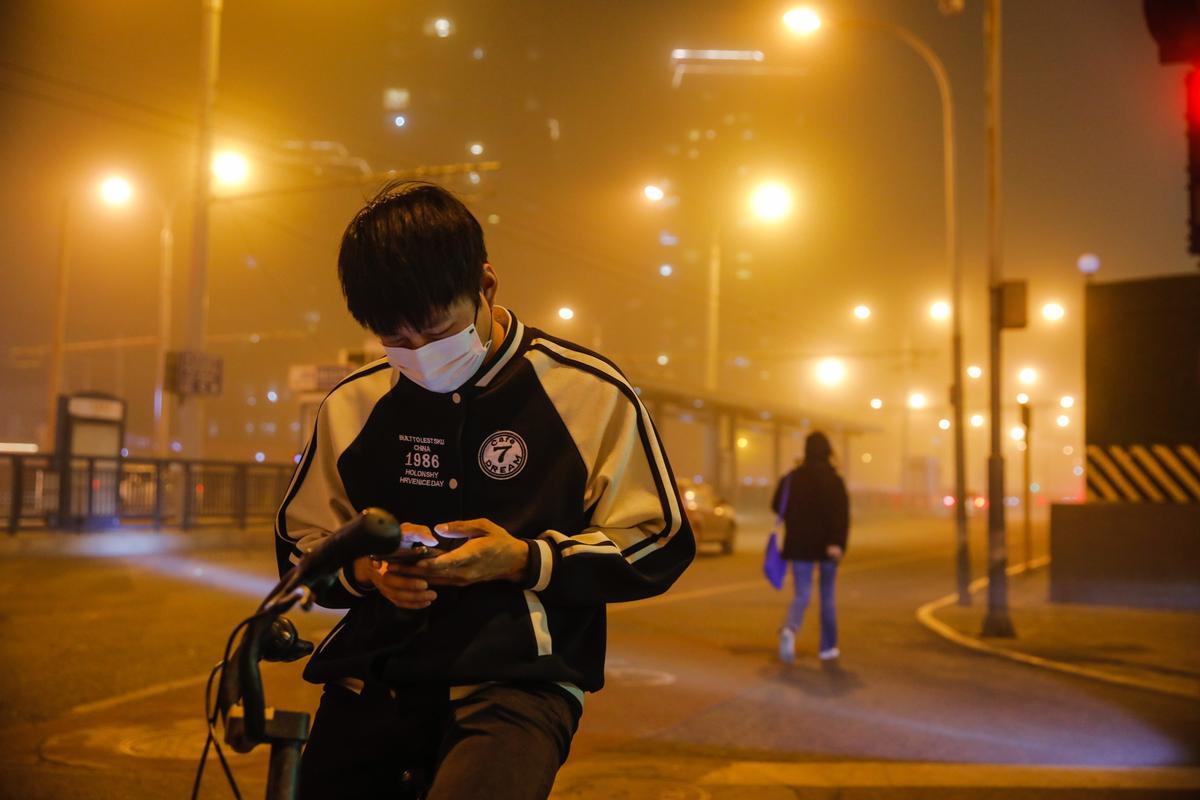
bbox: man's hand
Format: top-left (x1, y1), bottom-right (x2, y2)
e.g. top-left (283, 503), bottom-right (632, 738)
top-left (401, 518), bottom-right (529, 587)
top-left (351, 523), bottom-right (441, 610)
top-left (825, 544), bottom-right (844, 562)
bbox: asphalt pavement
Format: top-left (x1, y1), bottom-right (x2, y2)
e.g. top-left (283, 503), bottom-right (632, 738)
top-left (0, 511), bottom-right (1196, 799)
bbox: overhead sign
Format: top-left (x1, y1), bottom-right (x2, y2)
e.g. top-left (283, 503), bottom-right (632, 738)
top-left (166, 351), bottom-right (224, 397)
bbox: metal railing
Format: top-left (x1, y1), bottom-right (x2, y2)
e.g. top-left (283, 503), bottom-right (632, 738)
top-left (1, 453), bottom-right (294, 533)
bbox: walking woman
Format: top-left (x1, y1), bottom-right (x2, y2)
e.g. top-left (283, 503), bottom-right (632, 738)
top-left (770, 431), bottom-right (849, 663)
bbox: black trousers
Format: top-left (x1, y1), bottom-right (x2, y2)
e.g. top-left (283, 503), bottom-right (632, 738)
top-left (298, 681), bottom-right (580, 800)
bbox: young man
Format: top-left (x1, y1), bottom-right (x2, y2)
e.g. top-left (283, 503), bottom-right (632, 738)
top-left (275, 181), bottom-right (695, 799)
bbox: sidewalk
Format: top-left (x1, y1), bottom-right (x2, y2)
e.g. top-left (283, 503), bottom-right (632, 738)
top-left (922, 562), bottom-right (1200, 700)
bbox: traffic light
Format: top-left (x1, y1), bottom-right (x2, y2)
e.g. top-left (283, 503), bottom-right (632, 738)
top-left (1145, 0), bottom-right (1200, 256)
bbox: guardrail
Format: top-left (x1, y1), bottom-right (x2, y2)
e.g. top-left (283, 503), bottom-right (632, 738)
top-left (1, 454), bottom-right (293, 533)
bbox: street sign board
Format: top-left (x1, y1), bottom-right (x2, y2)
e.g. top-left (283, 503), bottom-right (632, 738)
top-left (166, 351), bottom-right (224, 397)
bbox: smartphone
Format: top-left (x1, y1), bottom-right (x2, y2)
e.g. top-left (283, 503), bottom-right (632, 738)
top-left (380, 544), bottom-right (443, 565)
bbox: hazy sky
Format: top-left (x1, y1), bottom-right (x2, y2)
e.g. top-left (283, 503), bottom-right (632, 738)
top-left (0, 0), bottom-right (1190, 497)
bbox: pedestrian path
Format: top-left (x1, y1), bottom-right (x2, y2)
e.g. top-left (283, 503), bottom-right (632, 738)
top-left (919, 558), bottom-right (1200, 700)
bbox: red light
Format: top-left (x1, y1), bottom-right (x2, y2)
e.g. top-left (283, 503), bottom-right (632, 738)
top-left (196, 483), bottom-right (205, 495)
top-left (1187, 69), bottom-right (1200, 128)
top-left (972, 496), bottom-right (987, 509)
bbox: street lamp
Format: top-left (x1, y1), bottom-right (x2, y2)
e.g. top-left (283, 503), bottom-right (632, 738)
top-left (785, 6), bottom-right (971, 605)
top-left (929, 300), bottom-right (951, 321)
top-left (853, 304), bottom-right (871, 320)
top-left (814, 357), bottom-right (846, 386)
top-left (643, 184), bottom-right (666, 203)
top-left (212, 150), bottom-right (250, 188)
top-left (99, 175), bottom-right (135, 207)
top-left (1041, 301), bottom-right (1065, 321)
top-left (782, 7), bottom-right (823, 36)
top-left (749, 180), bottom-right (794, 222)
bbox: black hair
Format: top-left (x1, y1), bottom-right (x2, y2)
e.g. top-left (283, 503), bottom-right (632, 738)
top-left (337, 180), bottom-right (488, 335)
top-left (804, 431), bottom-right (833, 464)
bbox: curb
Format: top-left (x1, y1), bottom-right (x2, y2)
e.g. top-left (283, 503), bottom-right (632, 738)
top-left (916, 556), bottom-right (1200, 702)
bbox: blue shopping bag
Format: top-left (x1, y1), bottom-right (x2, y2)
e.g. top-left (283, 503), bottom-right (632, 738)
top-left (763, 530), bottom-right (786, 590)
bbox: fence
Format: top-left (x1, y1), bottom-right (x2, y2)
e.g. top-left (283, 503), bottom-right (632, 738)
top-left (1, 454), bottom-right (294, 533)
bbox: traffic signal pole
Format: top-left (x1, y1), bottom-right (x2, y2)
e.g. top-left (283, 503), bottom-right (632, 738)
top-left (983, 0), bottom-right (1015, 638)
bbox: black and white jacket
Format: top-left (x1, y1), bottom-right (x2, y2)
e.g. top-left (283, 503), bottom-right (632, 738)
top-left (274, 307), bottom-right (695, 702)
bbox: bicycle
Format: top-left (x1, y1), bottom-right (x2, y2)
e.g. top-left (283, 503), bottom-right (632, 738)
top-left (190, 508), bottom-right (426, 800)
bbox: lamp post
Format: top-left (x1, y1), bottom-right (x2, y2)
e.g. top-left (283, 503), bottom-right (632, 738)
top-left (982, 0), bottom-right (1015, 637)
top-left (785, 7), bottom-right (971, 605)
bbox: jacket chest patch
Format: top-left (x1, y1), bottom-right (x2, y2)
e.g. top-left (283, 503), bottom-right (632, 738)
top-left (478, 431), bottom-right (527, 480)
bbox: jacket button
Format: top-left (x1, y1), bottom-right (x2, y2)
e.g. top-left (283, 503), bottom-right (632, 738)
top-left (449, 478), bottom-right (459, 490)
top-left (451, 392), bottom-right (462, 404)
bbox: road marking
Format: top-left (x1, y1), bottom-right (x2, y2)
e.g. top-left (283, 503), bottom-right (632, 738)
top-left (612, 547), bottom-right (946, 614)
top-left (915, 557), bottom-right (1200, 701)
top-left (71, 545), bottom-right (945, 714)
top-left (697, 761), bottom-right (1200, 789)
top-left (69, 673), bottom-right (212, 716)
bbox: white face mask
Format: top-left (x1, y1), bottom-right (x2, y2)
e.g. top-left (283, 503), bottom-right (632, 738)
top-left (384, 303), bottom-right (492, 393)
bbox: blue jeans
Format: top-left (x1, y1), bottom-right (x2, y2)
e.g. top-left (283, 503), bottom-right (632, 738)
top-left (784, 560), bottom-right (838, 652)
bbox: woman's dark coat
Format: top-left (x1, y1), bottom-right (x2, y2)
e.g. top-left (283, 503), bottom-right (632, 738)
top-left (770, 444), bottom-right (850, 562)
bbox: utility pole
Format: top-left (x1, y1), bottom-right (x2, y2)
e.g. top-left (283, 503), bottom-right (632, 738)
top-left (154, 205), bottom-right (175, 456)
top-left (705, 225), bottom-right (722, 393)
top-left (1021, 399), bottom-right (1032, 567)
top-left (178, 0), bottom-right (223, 457)
top-left (43, 196), bottom-right (73, 453)
top-left (982, 0), bottom-right (1015, 637)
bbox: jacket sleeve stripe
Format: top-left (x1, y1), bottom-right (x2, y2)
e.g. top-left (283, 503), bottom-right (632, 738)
top-left (528, 338), bottom-right (683, 553)
top-left (273, 359), bottom-right (392, 554)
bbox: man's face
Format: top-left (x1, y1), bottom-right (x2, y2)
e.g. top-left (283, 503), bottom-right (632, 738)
top-left (379, 292), bottom-right (489, 351)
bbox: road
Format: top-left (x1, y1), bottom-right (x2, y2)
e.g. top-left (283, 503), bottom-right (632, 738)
top-left (0, 512), bottom-right (1196, 799)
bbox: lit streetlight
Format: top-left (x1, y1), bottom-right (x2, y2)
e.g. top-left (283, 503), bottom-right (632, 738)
top-left (929, 300), bottom-right (951, 321)
top-left (853, 304), bottom-right (871, 320)
top-left (1016, 392), bottom-right (1030, 405)
top-left (749, 180), bottom-right (794, 222)
top-left (966, 364), bottom-right (983, 379)
top-left (1060, 395), bottom-right (1075, 409)
top-left (98, 175), bottom-right (134, 207)
top-left (211, 150), bottom-right (250, 188)
top-left (656, 354), bottom-right (670, 366)
top-left (870, 397), bottom-right (883, 410)
top-left (938, 418), bottom-right (951, 431)
top-left (814, 357), bottom-right (846, 386)
top-left (970, 414), bottom-right (985, 428)
top-left (1056, 415), bottom-right (1070, 427)
top-left (908, 392), bottom-right (927, 410)
top-left (1042, 301), bottom-right (1065, 322)
top-left (782, 6), bottom-right (822, 35)
top-left (643, 184), bottom-right (665, 203)
top-left (557, 307), bottom-right (575, 321)
top-left (1018, 367), bottom-right (1037, 386)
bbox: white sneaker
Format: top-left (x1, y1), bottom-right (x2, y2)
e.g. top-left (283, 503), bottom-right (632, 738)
top-left (778, 627), bottom-right (796, 664)
top-left (818, 647), bottom-right (840, 661)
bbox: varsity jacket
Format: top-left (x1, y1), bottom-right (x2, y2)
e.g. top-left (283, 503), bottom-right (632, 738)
top-left (274, 306), bottom-right (695, 699)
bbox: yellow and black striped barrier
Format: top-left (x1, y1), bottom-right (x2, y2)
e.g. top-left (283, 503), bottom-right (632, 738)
top-left (1086, 444), bottom-right (1200, 503)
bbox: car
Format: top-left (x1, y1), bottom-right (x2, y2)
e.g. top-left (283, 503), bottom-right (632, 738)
top-left (678, 478), bottom-right (737, 555)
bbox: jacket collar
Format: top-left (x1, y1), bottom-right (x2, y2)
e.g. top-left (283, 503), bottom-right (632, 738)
top-left (472, 305), bottom-right (524, 388)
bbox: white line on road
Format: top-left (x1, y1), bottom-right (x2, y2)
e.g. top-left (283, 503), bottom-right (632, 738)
top-left (69, 673), bottom-right (212, 716)
top-left (697, 760), bottom-right (1200, 789)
